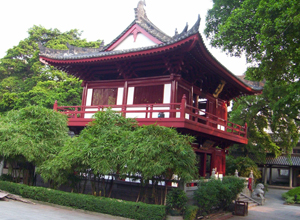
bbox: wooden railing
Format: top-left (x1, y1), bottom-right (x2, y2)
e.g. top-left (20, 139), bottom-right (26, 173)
top-left (53, 95), bottom-right (247, 138)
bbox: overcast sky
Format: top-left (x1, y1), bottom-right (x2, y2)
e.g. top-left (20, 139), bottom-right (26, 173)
top-left (0, 0), bottom-right (247, 75)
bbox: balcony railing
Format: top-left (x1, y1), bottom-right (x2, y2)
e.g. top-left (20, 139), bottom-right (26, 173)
top-left (54, 95), bottom-right (247, 139)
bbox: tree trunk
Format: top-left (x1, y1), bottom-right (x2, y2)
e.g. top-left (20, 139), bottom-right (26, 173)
top-left (101, 177), bottom-right (106, 197)
top-left (142, 181), bottom-right (149, 203)
top-left (107, 176), bottom-right (114, 198)
top-left (164, 183), bottom-right (168, 205)
top-left (0, 159), bottom-right (4, 177)
top-left (91, 175), bottom-right (96, 196)
top-left (136, 178), bottom-right (143, 202)
top-left (81, 178), bottom-right (87, 194)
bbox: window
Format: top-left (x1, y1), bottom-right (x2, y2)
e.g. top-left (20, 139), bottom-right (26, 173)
top-left (92, 88), bottom-right (118, 105)
top-left (293, 149), bottom-right (300, 154)
top-left (278, 169), bottom-right (289, 176)
top-left (133, 85), bottom-right (164, 104)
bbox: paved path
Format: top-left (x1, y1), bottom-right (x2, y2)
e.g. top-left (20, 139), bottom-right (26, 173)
top-left (231, 189), bottom-right (300, 220)
top-left (0, 200), bottom-right (130, 220)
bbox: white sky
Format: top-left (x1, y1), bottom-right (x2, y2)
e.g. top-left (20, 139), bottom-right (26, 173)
top-left (0, 0), bottom-right (247, 75)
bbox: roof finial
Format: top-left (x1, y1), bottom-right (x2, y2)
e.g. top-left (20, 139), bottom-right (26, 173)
top-left (135, 0), bottom-right (147, 22)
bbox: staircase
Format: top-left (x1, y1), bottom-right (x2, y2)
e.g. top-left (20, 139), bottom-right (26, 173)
top-left (237, 193), bottom-right (261, 208)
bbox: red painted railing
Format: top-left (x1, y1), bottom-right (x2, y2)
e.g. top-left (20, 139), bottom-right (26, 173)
top-left (54, 96), bottom-right (247, 138)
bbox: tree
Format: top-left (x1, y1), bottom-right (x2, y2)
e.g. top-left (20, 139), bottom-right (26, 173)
top-left (0, 105), bottom-right (70, 185)
top-left (205, 0), bottom-right (300, 156)
top-left (0, 25), bottom-right (101, 113)
top-left (126, 124), bottom-right (197, 204)
top-left (39, 110), bottom-right (198, 204)
top-left (38, 109), bottom-right (137, 195)
top-left (226, 156), bottom-right (261, 180)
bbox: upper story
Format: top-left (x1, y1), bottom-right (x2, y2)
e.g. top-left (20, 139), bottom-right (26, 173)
top-left (39, 1), bottom-right (262, 146)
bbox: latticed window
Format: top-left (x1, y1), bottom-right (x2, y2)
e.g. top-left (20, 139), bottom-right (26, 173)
top-left (92, 88), bottom-right (118, 105)
top-left (134, 85), bottom-right (164, 104)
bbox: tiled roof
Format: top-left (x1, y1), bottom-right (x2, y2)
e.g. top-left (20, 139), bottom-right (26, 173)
top-left (236, 75), bottom-right (264, 90)
top-left (265, 156), bottom-right (300, 166)
top-left (39, 15), bottom-right (201, 60)
top-left (38, 2), bottom-right (262, 95)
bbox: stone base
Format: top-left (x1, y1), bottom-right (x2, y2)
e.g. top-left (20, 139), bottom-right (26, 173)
top-left (252, 197), bottom-right (266, 205)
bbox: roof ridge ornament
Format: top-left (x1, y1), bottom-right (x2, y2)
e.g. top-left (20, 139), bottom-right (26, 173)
top-left (135, 0), bottom-right (147, 22)
top-left (172, 15), bottom-right (201, 40)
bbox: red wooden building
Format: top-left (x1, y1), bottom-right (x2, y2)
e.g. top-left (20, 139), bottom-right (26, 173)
top-left (39, 1), bottom-right (261, 178)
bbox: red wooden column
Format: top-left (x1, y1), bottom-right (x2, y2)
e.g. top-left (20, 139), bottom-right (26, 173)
top-left (211, 150), bottom-right (216, 176)
top-left (80, 82), bottom-right (88, 118)
top-left (222, 149), bottom-right (226, 175)
top-left (202, 153), bottom-right (207, 178)
top-left (180, 94), bottom-right (187, 119)
top-left (170, 77), bottom-right (177, 118)
top-left (122, 81), bottom-right (128, 117)
top-left (81, 82), bottom-right (88, 107)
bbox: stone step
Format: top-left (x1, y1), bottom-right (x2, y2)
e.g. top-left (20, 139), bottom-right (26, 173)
top-left (237, 194), bottom-right (260, 208)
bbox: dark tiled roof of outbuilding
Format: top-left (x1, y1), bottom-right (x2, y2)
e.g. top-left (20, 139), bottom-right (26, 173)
top-left (265, 156), bottom-right (300, 166)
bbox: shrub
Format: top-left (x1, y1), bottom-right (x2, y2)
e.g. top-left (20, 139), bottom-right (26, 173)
top-left (221, 176), bottom-right (245, 208)
top-left (193, 177), bottom-right (244, 215)
top-left (286, 186), bottom-right (300, 198)
top-left (0, 181), bottom-right (165, 220)
top-left (226, 156), bottom-right (261, 180)
top-left (194, 179), bottom-right (222, 215)
top-left (0, 174), bottom-right (14, 182)
top-left (283, 186), bottom-right (300, 204)
top-left (184, 205), bottom-right (199, 220)
top-left (282, 192), bottom-right (289, 200)
top-left (166, 188), bottom-right (188, 215)
top-left (285, 196), bottom-right (295, 204)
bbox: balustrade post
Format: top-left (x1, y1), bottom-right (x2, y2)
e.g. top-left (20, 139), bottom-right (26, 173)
top-left (75, 107), bottom-right (78, 118)
top-left (122, 105), bottom-right (126, 118)
top-left (150, 105), bottom-right (153, 119)
top-left (180, 94), bottom-right (187, 119)
top-left (53, 100), bottom-right (58, 111)
top-left (194, 109), bottom-right (198, 122)
top-left (245, 122), bottom-right (248, 137)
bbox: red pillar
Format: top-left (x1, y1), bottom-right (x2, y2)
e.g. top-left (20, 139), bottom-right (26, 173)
top-left (203, 153), bottom-right (207, 178)
top-left (53, 100), bottom-right (58, 111)
top-left (222, 149), bottom-right (226, 175)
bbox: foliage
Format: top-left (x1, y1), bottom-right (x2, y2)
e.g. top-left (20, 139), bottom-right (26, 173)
top-left (205, 0), bottom-right (300, 81)
top-left (38, 109), bottom-right (137, 189)
top-left (282, 192), bottom-right (297, 204)
top-left (0, 174), bottom-right (13, 182)
top-left (126, 125), bottom-right (197, 182)
top-left (0, 106), bottom-right (70, 185)
top-left (39, 110), bottom-right (197, 202)
top-left (0, 106), bottom-right (69, 164)
top-left (194, 177), bottom-right (244, 215)
top-left (0, 181), bottom-right (166, 220)
top-left (205, 0), bottom-right (300, 156)
top-left (166, 188), bottom-right (188, 215)
top-left (229, 82), bottom-right (299, 159)
top-left (226, 156), bottom-right (261, 180)
top-left (183, 205), bottom-right (199, 220)
top-left (125, 124), bottom-right (197, 204)
top-left (286, 186), bottom-right (300, 198)
top-left (0, 25), bottom-right (101, 113)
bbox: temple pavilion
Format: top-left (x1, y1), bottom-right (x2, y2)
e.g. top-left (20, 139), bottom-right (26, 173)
top-left (39, 1), bottom-right (262, 178)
